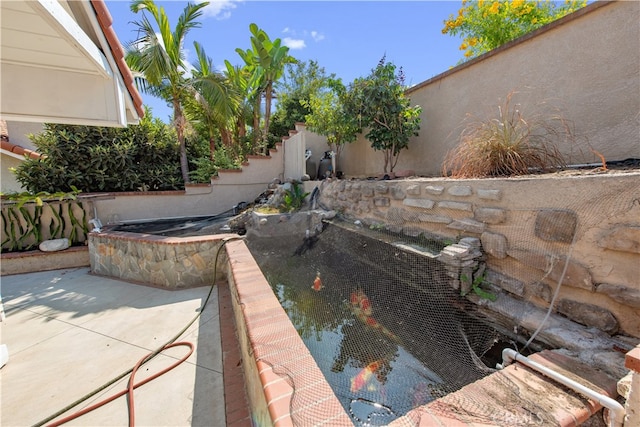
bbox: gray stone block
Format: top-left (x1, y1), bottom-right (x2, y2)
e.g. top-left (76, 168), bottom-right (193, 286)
top-left (391, 186), bottom-right (406, 200)
top-left (403, 198), bottom-right (435, 209)
top-left (485, 270), bottom-right (525, 296)
top-left (386, 207), bottom-right (406, 224)
top-left (417, 214), bottom-right (452, 224)
top-left (480, 232), bottom-right (508, 258)
top-left (475, 207), bottom-right (507, 224)
top-left (598, 225), bottom-right (640, 254)
top-left (375, 184), bottom-right (388, 194)
top-left (361, 185), bottom-right (374, 197)
top-left (596, 283), bottom-right (640, 308)
top-left (477, 189), bottom-right (502, 201)
top-left (425, 185), bottom-right (445, 195)
top-left (535, 209), bottom-right (577, 243)
top-left (447, 185), bottom-right (473, 197)
top-left (447, 218), bottom-right (486, 234)
top-left (557, 299), bottom-right (619, 334)
top-left (508, 249), bottom-right (593, 291)
top-left (373, 197), bottom-right (390, 207)
top-left (406, 184), bottom-right (421, 196)
top-left (438, 201), bottom-right (473, 211)
top-left (529, 281), bottom-right (553, 302)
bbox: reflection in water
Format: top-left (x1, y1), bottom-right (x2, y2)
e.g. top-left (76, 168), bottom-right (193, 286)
top-left (248, 223), bottom-right (499, 425)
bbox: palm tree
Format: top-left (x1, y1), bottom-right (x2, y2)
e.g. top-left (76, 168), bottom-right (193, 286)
top-left (125, 0), bottom-right (209, 184)
top-left (236, 24), bottom-right (296, 152)
top-left (223, 60), bottom-right (253, 148)
top-left (188, 41), bottom-right (239, 159)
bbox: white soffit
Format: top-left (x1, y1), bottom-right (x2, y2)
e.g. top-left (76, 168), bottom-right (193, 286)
top-left (0, 0), bottom-right (138, 127)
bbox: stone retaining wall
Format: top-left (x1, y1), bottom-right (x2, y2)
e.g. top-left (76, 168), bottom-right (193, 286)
top-left (89, 231), bottom-right (234, 289)
top-left (317, 172), bottom-right (640, 339)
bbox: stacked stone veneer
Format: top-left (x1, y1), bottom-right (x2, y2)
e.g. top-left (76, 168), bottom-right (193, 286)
top-left (89, 231), bottom-right (232, 289)
top-left (318, 173), bottom-right (640, 339)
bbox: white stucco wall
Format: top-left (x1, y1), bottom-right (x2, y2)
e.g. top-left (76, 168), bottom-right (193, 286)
top-left (1, 121), bottom-right (43, 193)
top-left (1, 155), bottom-right (24, 194)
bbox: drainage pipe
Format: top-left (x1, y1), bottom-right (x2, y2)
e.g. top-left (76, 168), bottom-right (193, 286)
top-left (500, 349), bottom-right (625, 427)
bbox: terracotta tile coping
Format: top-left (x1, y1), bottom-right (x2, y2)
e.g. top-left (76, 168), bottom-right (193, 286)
top-left (0, 139), bottom-right (42, 159)
top-left (224, 239), bottom-right (353, 426)
top-left (626, 345), bottom-right (640, 373)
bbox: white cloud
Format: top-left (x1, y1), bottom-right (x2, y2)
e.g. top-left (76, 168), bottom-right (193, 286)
top-left (310, 31), bottom-right (325, 42)
top-left (180, 46), bottom-right (196, 78)
top-left (199, 0), bottom-right (241, 20)
top-left (283, 38), bottom-right (306, 50)
top-left (282, 27), bottom-right (291, 34)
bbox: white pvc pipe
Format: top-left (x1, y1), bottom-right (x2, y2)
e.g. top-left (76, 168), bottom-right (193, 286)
top-left (501, 349), bottom-right (625, 427)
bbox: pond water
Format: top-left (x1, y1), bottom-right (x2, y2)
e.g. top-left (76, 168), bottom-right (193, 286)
top-left (246, 221), bottom-right (505, 426)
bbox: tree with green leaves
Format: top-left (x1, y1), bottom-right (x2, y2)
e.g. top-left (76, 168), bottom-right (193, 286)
top-left (270, 60), bottom-right (334, 140)
top-left (236, 23), bottom-right (297, 151)
top-left (125, 0), bottom-right (209, 183)
top-left (443, 0), bottom-right (586, 60)
top-left (345, 57), bottom-right (422, 174)
top-left (303, 79), bottom-right (359, 172)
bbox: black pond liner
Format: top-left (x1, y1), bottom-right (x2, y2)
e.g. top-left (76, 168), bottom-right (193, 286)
top-left (112, 212), bottom-right (236, 237)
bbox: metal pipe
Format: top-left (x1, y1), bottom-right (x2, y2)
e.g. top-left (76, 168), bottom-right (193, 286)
top-left (500, 349), bottom-right (625, 427)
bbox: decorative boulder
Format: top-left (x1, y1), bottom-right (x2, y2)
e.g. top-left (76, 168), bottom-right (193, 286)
top-left (39, 238), bottom-right (70, 252)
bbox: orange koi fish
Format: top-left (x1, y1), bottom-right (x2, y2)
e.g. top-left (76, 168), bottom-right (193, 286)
top-left (350, 304), bottom-right (401, 344)
top-left (350, 360), bottom-right (382, 393)
top-left (350, 289), bottom-right (372, 316)
top-left (312, 272), bottom-right (323, 291)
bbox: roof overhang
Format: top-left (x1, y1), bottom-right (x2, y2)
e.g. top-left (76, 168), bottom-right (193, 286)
top-left (0, 0), bottom-right (143, 127)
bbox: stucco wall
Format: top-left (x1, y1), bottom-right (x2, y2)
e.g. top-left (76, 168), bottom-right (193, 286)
top-left (1, 155), bottom-right (24, 193)
top-left (317, 172), bottom-right (640, 339)
top-left (1, 121), bottom-right (43, 193)
top-left (337, 1), bottom-right (640, 178)
top-left (87, 147), bottom-right (286, 224)
top-left (5, 121), bottom-right (42, 148)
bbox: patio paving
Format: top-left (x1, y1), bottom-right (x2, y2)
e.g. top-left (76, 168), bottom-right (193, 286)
top-left (0, 267), bottom-right (228, 426)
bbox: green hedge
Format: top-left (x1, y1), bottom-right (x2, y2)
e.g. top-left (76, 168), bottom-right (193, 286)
top-left (12, 115), bottom-right (183, 193)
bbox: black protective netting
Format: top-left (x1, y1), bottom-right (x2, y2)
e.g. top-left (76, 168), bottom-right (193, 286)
top-left (247, 221), bottom-right (507, 426)
top-left (242, 175), bottom-right (639, 426)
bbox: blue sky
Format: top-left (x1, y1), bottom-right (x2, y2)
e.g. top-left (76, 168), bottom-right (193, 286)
top-left (105, 1), bottom-right (466, 122)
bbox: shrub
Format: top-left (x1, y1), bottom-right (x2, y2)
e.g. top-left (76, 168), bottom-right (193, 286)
top-left (443, 93), bottom-right (573, 178)
top-left (189, 145), bottom-right (242, 183)
top-left (280, 182), bottom-right (309, 212)
top-left (13, 114), bottom-right (182, 193)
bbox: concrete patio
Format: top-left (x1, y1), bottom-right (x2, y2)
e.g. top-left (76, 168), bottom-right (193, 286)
top-left (0, 267), bottom-right (238, 426)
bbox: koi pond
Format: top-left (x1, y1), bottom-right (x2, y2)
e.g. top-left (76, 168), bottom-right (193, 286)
top-left (246, 221), bottom-right (512, 426)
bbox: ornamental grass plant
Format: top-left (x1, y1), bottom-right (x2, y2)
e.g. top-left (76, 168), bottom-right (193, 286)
top-left (443, 93), bottom-right (575, 178)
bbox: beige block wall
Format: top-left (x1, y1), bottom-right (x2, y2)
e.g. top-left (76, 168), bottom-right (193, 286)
top-left (338, 1), bottom-right (640, 178)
